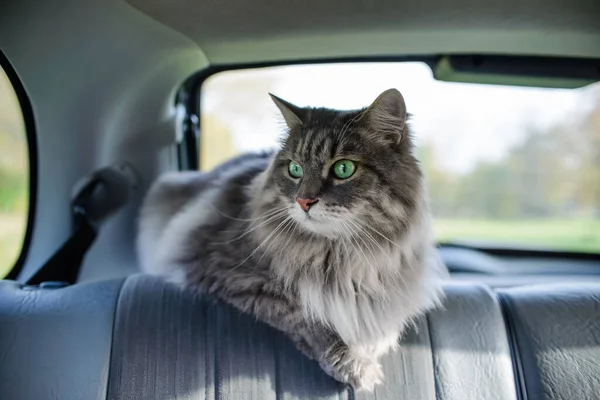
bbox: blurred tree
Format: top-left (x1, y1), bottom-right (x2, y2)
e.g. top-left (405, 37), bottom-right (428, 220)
top-left (578, 87), bottom-right (600, 217)
top-left (0, 68), bottom-right (28, 274)
top-left (202, 70), bottom-right (600, 222)
top-left (418, 143), bottom-right (458, 217)
top-left (204, 71), bottom-right (284, 125)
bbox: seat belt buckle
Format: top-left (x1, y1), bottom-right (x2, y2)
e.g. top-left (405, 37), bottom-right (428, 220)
top-left (71, 161), bottom-right (139, 229)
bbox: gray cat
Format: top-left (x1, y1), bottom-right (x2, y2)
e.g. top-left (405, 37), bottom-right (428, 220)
top-left (137, 88), bottom-right (446, 391)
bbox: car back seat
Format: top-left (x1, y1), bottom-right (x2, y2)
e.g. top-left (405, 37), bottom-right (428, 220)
top-left (500, 284), bottom-right (600, 400)
top-left (1, 274), bottom-right (599, 400)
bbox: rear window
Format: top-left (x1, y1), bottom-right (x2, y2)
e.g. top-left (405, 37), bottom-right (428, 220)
top-left (0, 63), bottom-right (29, 277)
top-left (199, 62), bottom-right (600, 253)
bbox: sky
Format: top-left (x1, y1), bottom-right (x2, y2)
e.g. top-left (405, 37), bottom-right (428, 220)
top-left (202, 62), bottom-right (593, 174)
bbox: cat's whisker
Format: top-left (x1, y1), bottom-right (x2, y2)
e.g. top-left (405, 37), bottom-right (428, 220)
top-left (216, 209), bottom-right (289, 244)
top-left (217, 207), bottom-right (287, 234)
top-left (281, 217), bottom-right (298, 250)
top-left (361, 224), bottom-right (410, 286)
top-left (339, 219), bottom-right (377, 290)
top-left (249, 206), bottom-right (291, 222)
top-left (232, 215), bottom-right (293, 270)
top-left (276, 218), bottom-right (298, 261)
top-left (344, 224), bottom-right (364, 262)
top-left (208, 203), bottom-right (286, 222)
top-left (244, 207), bottom-right (291, 229)
top-left (330, 217), bottom-right (393, 299)
top-left (362, 224), bottom-right (403, 250)
top-left (347, 219), bottom-right (385, 251)
top-left (251, 215), bottom-right (296, 276)
top-left (341, 219), bottom-right (379, 265)
top-left (245, 208), bottom-right (290, 229)
top-left (346, 219), bottom-right (394, 265)
top-left (331, 220), bottom-right (351, 262)
top-left (330, 220), bottom-right (352, 261)
top-left (211, 206), bottom-right (289, 238)
top-left (332, 219), bottom-right (356, 259)
top-left (259, 217), bottom-right (295, 264)
top-left (216, 213), bottom-right (286, 245)
top-left (339, 219), bottom-right (376, 274)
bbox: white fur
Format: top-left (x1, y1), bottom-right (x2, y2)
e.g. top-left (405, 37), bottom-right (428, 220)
top-left (293, 211), bottom-right (445, 349)
top-left (137, 172), bottom-right (221, 283)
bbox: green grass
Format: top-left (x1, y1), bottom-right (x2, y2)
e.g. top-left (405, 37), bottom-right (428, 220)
top-left (435, 219), bottom-right (600, 253)
top-left (1, 217), bottom-right (599, 279)
top-left (0, 213), bottom-right (26, 278)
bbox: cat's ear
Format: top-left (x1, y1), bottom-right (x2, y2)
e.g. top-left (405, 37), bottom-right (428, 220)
top-left (270, 94), bottom-right (305, 130)
top-left (364, 89), bottom-right (407, 143)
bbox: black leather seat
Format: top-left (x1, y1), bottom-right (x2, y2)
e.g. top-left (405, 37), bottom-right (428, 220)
top-left (1, 274), bottom-right (599, 400)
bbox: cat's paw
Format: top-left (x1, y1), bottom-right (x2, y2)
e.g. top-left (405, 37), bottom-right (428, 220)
top-left (347, 357), bottom-right (384, 392)
top-left (319, 347), bottom-right (383, 391)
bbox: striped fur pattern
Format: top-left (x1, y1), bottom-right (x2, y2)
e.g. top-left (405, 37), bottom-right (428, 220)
top-left (137, 89), bottom-right (447, 391)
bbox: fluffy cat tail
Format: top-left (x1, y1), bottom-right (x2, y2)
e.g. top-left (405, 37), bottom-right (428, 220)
top-left (136, 171), bottom-right (208, 277)
top-left (136, 151), bottom-right (273, 280)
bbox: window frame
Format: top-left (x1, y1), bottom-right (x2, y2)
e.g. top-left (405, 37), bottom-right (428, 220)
top-left (178, 55), bottom-right (600, 261)
top-left (1, 49), bottom-right (38, 280)
top-left (181, 54), bottom-right (600, 171)
top-left (175, 56), bottom-right (436, 171)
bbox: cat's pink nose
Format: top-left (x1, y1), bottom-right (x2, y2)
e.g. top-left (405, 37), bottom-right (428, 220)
top-left (296, 197), bottom-right (318, 212)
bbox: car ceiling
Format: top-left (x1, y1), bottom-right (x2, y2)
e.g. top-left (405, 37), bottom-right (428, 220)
top-left (127, 0), bottom-right (600, 63)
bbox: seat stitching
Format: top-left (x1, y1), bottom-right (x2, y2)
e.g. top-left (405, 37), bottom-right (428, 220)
top-left (497, 292), bottom-right (529, 400)
top-left (104, 276), bottom-right (132, 400)
top-left (425, 313), bottom-right (441, 400)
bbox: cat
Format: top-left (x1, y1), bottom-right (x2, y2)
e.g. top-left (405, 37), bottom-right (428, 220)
top-left (136, 88), bottom-right (447, 391)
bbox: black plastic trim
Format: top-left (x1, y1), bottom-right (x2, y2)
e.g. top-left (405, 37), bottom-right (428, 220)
top-left (438, 241), bottom-right (600, 262)
top-left (448, 55), bottom-right (600, 80)
top-left (177, 114), bottom-right (199, 171)
top-left (1, 49), bottom-right (38, 281)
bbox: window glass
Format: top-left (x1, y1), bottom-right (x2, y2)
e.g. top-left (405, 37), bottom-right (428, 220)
top-left (200, 63), bottom-right (600, 253)
top-left (0, 65), bottom-right (29, 277)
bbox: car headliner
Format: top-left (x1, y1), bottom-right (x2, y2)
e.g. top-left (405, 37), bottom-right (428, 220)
top-left (127, 0), bottom-right (600, 64)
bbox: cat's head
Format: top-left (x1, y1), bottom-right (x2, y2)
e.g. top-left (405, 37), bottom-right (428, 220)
top-left (263, 89), bottom-right (424, 240)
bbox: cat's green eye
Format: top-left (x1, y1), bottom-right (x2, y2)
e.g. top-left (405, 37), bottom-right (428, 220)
top-left (333, 160), bottom-right (356, 179)
top-left (288, 161), bottom-right (303, 178)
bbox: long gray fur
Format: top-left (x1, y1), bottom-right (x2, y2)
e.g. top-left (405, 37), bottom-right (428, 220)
top-left (136, 89), bottom-right (447, 391)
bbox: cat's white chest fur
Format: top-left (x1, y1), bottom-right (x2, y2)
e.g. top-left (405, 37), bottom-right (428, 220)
top-left (299, 280), bottom-right (377, 343)
top-left (294, 239), bottom-right (443, 353)
top-left (295, 251), bottom-right (408, 347)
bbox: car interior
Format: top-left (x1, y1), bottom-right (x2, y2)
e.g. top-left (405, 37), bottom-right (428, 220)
top-left (1, 0), bottom-right (600, 399)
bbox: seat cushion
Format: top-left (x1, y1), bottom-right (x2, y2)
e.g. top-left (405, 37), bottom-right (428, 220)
top-left (106, 275), bottom-right (517, 400)
top-left (428, 284), bottom-right (518, 400)
top-left (0, 278), bottom-right (125, 400)
top-left (6, 273), bottom-right (599, 400)
top-left (500, 284), bottom-right (600, 400)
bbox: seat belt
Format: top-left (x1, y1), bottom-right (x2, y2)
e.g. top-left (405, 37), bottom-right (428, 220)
top-left (26, 162), bottom-right (139, 286)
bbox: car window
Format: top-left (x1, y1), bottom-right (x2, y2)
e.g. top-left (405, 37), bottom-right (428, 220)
top-left (0, 65), bottom-right (29, 277)
top-left (199, 62), bottom-right (600, 253)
